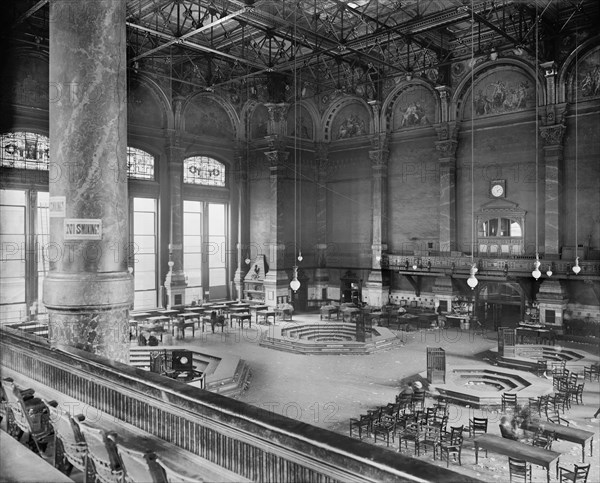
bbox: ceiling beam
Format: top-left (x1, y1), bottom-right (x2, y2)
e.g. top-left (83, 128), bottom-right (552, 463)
top-left (14, 0), bottom-right (48, 27)
top-left (127, 21), bottom-right (266, 70)
top-left (129, 6), bottom-right (251, 63)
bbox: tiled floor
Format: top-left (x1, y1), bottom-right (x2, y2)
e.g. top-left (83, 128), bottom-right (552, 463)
top-left (169, 313), bottom-right (600, 483)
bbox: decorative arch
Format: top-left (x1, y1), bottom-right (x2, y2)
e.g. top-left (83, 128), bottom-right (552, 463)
top-left (127, 75), bottom-right (172, 129)
top-left (286, 100), bottom-right (319, 141)
top-left (322, 97), bottom-right (372, 142)
top-left (382, 79), bottom-right (440, 132)
top-left (559, 38), bottom-right (600, 103)
top-left (477, 281), bottom-right (526, 304)
top-left (183, 93), bottom-right (238, 139)
top-left (452, 59), bottom-right (544, 121)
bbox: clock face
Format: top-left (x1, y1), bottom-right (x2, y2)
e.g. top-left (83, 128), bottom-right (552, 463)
top-left (491, 184), bottom-right (504, 197)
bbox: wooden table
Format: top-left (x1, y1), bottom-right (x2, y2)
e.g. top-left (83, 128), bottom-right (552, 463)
top-left (231, 313), bottom-right (252, 328)
top-left (474, 434), bottom-right (560, 483)
top-left (130, 312), bottom-right (152, 321)
top-left (445, 314), bottom-right (469, 328)
top-left (256, 310), bottom-right (276, 325)
top-left (147, 315), bottom-right (172, 334)
top-left (522, 419), bottom-right (594, 462)
top-left (517, 326), bottom-right (556, 345)
top-left (185, 306), bottom-right (205, 315)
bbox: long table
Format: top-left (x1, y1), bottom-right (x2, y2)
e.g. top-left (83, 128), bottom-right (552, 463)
top-left (474, 434), bottom-right (560, 483)
top-left (522, 419), bottom-right (594, 462)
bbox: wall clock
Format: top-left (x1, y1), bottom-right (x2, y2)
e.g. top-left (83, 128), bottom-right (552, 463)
top-left (490, 179), bottom-right (506, 198)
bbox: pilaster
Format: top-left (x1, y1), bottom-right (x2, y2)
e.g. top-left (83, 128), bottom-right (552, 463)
top-left (233, 141), bottom-right (249, 300)
top-left (314, 143), bottom-right (329, 295)
top-left (539, 102), bottom-right (567, 256)
top-left (434, 121), bottom-right (460, 253)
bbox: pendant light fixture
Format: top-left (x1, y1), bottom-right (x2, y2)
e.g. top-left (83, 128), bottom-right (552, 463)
top-left (467, 1), bottom-right (478, 290)
top-left (290, 18), bottom-right (301, 293)
top-left (532, 10), bottom-right (541, 282)
top-left (572, 30), bottom-right (581, 276)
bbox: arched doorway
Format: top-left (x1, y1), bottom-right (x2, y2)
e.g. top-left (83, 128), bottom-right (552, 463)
top-left (477, 282), bottom-right (525, 330)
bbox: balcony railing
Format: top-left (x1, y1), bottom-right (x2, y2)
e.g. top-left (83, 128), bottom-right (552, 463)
top-left (0, 327), bottom-right (481, 483)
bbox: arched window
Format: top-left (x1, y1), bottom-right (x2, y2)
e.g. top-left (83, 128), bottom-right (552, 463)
top-left (0, 132), bottom-right (49, 170)
top-left (476, 201), bottom-right (526, 257)
top-left (127, 147), bottom-right (155, 180)
top-left (183, 156), bottom-right (226, 186)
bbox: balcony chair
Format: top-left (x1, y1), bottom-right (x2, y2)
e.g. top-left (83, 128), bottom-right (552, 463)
top-left (349, 414), bottom-right (371, 440)
top-left (558, 464), bottom-right (590, 483)
top-left (1, 378), bottom-right (53, 454)
top-left (508, 457), bottom-right (532, 483)
top-left (115, 443), bottom-right (166, 483)
top-left (154, 457), bottom-right (198, 482)
top-left (43, 399), bottom-right (91, 482)
top-left (78, 424), bottom-right (124, 483)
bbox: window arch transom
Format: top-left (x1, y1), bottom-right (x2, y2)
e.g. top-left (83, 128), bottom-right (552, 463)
top-left (127, 147), bottom-right (155, 180)
top-left (1, 132), bottom-right (49, 170)
top-left (184, 156), bottom-right (226, 187)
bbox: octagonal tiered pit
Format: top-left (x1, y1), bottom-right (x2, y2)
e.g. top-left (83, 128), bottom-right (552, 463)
top-left (432, 367), bottom-right (553, 409)
top-left (259, 322), bottom-right (403, 355)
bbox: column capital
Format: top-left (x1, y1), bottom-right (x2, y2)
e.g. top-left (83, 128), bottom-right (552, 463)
top-left (369, 133), bottom-right (389, 152)
top-left (435, 86), bottom-right (451, 122)
top-left (264, 103), bottom-right (290, 136)
top-left (540, 103), bottom-right (567, 127)
top-left (540, 123), bottom-right (566, 147)
top-left (265, 134), bottom-right (287, 152)
top-left (434, 121), bottom-right (460, 141)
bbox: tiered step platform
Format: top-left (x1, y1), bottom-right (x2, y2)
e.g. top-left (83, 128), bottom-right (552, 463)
top-left (259, 322), bottom-right (403, 355)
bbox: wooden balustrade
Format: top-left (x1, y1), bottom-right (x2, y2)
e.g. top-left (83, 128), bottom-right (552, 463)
top-left (0, 326), bottom-right (480, 483)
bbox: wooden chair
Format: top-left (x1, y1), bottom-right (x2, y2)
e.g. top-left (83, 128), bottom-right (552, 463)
top-left (583, 365), bottom-right (599, 382)
top-left (499, 423), bottom-right (519, 441)
top-left (1, 378), bottom-right (53, 454)
top-left (509, 457), bottom-right (532, 483)
top-left (43, 399), bottom-right (91, 482)
top-left (78, 424), bottom-right (124, 483)
top-left (398, 422), bottom-right (423, 456)
top-left (411, 389), bottom-right (426, 411)
top-left (532, 428), bottom-right (555, 450)
top-left (436, 426), bottom-right (463, 468)
top-left (372, 415), bottom-right (397, 447)
top-left (501, 393), bottom-right (518, 413)
top-left (469, 417), bottom-right (488, 457)
top-left (558, 463), bottom-right (590, 483)
top-left (420, 425), bottom-right (441, 457)
top-left (349, 414), bottom-right (371, 440)
top-left (546, 407), bottom-right (569, 426)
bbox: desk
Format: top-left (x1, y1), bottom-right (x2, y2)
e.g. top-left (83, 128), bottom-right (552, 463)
top-left (517, 326), bottom-right (556, 345)
top-left (256, 310), bottom-right (276, 325)
top-left (231, 313), bottom-right (252, 328)
top-left (522, 419), bottom-right (594, 462)
top-left (186, 306), bottom-right (205, 315)
top-left (445, 314), bottom-right (469, 329)
top-left (474, 434), bottom-right (560, 483)
top-left (1, 429), bottom-right (74, 482)
top-left (320, 306), bottom-right (339, 320)
top-left (130, 312), bottom-right (152, 321)
top-left (275, 308), bottom-right (293, 321)
top-left (341, 307), bottom-right (360, 323)
top-left (230, 306), bottom-right (250, 316)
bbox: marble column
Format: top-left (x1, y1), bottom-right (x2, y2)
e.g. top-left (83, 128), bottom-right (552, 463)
top-left (540, 101), bottom-right (567, 256)
top-left (262, 134), bottom-right (292, 306)
top-left (434, 121), bottom-right (460, 253)
top-left (164, 134), bottom-right (187, 306)
top-left (44, 0), bottom-right (132, 363)
top-left (364, 132), bottom-right (390, 307)
top-left (233, 142), bottom-right (249, 300)
top-left (314, 143), bottom-right (329, 300)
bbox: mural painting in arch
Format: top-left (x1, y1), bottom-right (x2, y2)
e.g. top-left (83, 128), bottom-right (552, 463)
top-left (251, 104), bottom-right (268, 139)
top-left (332, 104), bottom-right (368, 140)
top-left (570, 48), bottom-right (600, 100)
top-left (184, 96), bottom-right (233, 138)
top-left (1, 54), bottom-right (48, 108)
top-left (392, 85), bottom-right (436, 130)
top-left (128, 82), bottom-right (165, 128)
top-left (287, 105), bottom-right (314, 140)
top-left (465, 70), bottom-right (535, 118)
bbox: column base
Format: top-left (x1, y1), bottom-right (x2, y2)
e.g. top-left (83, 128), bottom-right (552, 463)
top-left (364, 270), bottom-right (389, 307)
top-left (43, 271), bottom-right (133, 363)
top-left (263, 269), bottom-right (292, 307)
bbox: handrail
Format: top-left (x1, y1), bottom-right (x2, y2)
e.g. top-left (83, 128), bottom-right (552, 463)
top-left (0, 326), bottom-right (481, 483)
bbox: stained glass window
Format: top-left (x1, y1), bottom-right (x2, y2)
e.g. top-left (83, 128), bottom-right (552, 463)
top-left (0, 132), bottom-right (49, 170)
top-left (184, 156), bottom-right (226, 186)
top-left (127, 147), bottom-right (155, 180)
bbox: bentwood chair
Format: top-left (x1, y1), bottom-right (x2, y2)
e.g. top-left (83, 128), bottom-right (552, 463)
top-left (509, 457), bottom-right (532, 483)
top-left (558, 463), bottom-right (591, 483)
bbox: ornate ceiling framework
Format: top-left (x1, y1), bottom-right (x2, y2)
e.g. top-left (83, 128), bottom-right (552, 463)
top-left (7, 0), bottom-right (600, 101)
